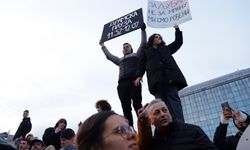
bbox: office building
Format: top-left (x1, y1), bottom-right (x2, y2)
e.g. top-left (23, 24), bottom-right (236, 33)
top-left (179, 68), bottom-right (250, 139)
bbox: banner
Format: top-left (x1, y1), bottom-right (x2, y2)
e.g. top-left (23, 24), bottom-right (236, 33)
top-left (100, 8), bottom-right (144, 42)
top-left (147, 0), bottom-right (192, 28)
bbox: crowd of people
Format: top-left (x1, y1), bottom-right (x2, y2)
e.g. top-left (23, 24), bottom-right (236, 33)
top-left (1, 24), bottom-right (250, 150)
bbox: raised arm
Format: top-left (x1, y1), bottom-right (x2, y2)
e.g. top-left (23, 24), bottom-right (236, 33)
top-left (167, 25), bottom-right (183, 54)
top-left (99, 41), bottom-right (120, 66)
top-left (136, 23), bottom-right (147, 56)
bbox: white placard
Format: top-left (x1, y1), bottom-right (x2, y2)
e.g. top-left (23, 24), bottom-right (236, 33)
top-left (147, 0), bottom-right (192, 28)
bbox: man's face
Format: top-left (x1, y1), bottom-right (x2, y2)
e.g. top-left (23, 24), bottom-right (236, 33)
top-left (148, 102), bottom-right (172, 129)
top-left (23, 111), bottom-right (29, 118)
top-left (61, 138), bottom-right (74, 148)
top-left (58, 122), bottom-right (66, 130)
top-left (19, 140), bottom-right (30, 150)
top-left (31, 142), bottom-right (44, 150)
top-left (122, 44), bottom-right (132, 55)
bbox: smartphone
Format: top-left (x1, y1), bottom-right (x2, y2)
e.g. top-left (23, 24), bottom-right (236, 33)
top-left (221, 102), bottom-right (233, 114)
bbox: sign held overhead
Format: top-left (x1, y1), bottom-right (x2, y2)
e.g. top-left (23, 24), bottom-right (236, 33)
top-left (100, 8), bottom-right (144, 42)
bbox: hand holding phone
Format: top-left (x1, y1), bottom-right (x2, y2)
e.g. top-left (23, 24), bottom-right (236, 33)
top-left (221, 102), bottom-right (233, 119)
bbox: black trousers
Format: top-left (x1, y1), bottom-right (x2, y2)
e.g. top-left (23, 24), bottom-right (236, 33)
top-left (117, 80), bottom-right (142, 126)
top-left (154, 83), bottom-right (184, 122)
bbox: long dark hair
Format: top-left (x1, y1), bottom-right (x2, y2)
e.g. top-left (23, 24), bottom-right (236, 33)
top-left (76, 111), bottom-right (117, 150)
top-left (147, 33), bottom-right (166, 47)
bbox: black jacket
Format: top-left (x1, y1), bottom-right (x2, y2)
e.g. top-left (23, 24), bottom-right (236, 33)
top-left (213, 114), bottom-right (250, 150)
top-left (42, 127), bottom-right (62, 150)
top-left (213, 123), bottom-right (240, 150)
top-left (12, 117), bottom-right (32, 141)
top-left (137, 28), bottom-right (187, 95)
top-left (152, 121), bottom-right (218, 150)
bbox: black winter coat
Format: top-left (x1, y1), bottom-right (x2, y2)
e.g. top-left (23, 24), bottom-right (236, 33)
top-left (152, 121), bottom-right (218, 150)
top-left (213, 123), bottom-right (240, 150)
top-left (137, 28), bottom-right (187, 95)
top-left (42, 127), bottom-right (62, 150)
top-left (12, 117), bottom-right (32, 141)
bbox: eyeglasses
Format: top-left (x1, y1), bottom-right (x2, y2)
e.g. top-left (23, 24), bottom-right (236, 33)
top-left (105, 125), bottom-right (136, 139)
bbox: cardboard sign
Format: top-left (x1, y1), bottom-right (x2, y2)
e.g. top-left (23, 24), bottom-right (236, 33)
top-left (100, 8), bottom-right (144, 42)
top-left (147, 0), bottom-right (192, 28)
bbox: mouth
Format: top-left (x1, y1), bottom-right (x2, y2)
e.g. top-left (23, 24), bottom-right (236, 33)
top-left (129, 143), bottom-right (138, 149)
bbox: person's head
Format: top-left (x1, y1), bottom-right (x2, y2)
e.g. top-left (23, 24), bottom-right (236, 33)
top-left (55, 118), bottom-right (67, 130)
top-left (122, 43), bottom-right (133, 55)
top-left (147, 34), bottom-right (165, 47)
top-left (60, 128), bottom-right (76, 148)
top-left (25, 133), bottom-right (34, 141)
top-left (18, 138), bottom-right (30, 150)
top-left (95, 100), bottom-right (112, 112)
top-left (147, 99), bottom-right (173, 130)
top-left (233, 111), bottom-right (250, 132)
top-left (30, 138), bottom-right (45, 150)
top-left (77, 111), bottom-right (138, 150)
top-left (23, 110), bottom-right (29, 118)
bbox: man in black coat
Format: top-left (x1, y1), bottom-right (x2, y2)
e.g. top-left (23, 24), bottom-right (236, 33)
top-left (12, 110), bottom-right (32, 141)
top-left (213, 109), bottom-right (250, 150)
top-left (137, 99), bottom-right (218, 150)
top-left (42, 118), bottom-right (67, 150)
top-left (135, 25), bottom-right (187, 122)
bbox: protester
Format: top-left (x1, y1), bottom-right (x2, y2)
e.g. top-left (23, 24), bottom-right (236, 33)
top-left (135, 25), bottom-right (187, 122)
top-left (13, 110), bottom-right (32, 141)
top-left (99, 23), bottom-right (147, 126)
top-left (30, 138), bottom-right (45, 150)
top-left (137, 99), bottom-right (218, 150)
top-left (76, 111), bottom-right (138, 150)
top-left (25, 133), bottom-right (34, 143)
top-left (42, 118), bottom-right (67, 150)
top-left (12, 110), bottom-right (32, 148)
top-left (60, 128), bottom-right (76, 150)
top-left (18, 138), bottom-right (30, 150)
top-left (213, 109), bottom-right (250, 150)
top-left (95, 99), bottom-right (112, 112)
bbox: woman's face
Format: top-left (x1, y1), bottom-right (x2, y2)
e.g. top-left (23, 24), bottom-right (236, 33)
top-left (101, 115), bottom-right (138, 150)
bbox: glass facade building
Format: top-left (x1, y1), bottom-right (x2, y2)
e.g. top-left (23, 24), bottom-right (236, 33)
top-left (179, 68), bottom-right (250, 140)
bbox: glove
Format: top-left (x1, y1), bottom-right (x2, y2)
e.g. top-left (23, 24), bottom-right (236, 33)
top-left (141, 23), bottom-right (146, 31)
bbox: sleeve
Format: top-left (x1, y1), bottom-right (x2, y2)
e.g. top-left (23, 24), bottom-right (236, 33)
top-left (42, 128), bottom-right (60, 146)
top-left (136, 30), bottom-right (147, 56)
top-left (101, 46), bottom-right (120, 66)
top-left (136, 47), bottom-right (146, 78)
top-left (167, 27), bottom-right (183, 55)
top-left (213, 123), bottom-right (229, 150)
top-left (193, 125), bottom-right (218, 150)
top-left (137, 118), bottom-right (152, 150)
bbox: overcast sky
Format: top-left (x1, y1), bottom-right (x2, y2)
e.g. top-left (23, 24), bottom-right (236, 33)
top-left (0, 0), bottom-right (250, 139)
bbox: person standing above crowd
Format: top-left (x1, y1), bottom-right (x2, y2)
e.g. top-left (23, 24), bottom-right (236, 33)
top-left (213, 108), bottom-right (250, 150)
top-left (95, 99), bottom-right (112, 112)
top-left (135, 25), bottom-right (187, 122)
top-left (43, 118), bottom-right (67, 150)
top-left (13, 110), bottom-right (32, 147)
top-left (99, 23), bottom-right (147, 126)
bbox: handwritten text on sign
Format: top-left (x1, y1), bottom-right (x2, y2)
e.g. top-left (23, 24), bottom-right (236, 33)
top-left (147, 0), bottom-right (192, 28)
top-left (100, 8), bottom-right (144, 42)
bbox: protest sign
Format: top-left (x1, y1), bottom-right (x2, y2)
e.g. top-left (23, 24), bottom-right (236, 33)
top-left (100, 8), bottom-right (144, 42)
top-left (147, 0), bottom-right (192, 28)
